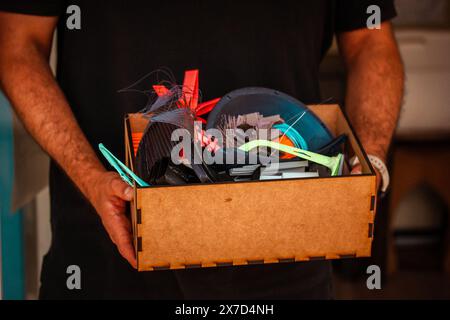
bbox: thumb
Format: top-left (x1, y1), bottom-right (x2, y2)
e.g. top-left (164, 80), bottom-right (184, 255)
top-left (110, 176), bottom-right (134, 201)
top-left (351, 163), bottom-right (362, 175)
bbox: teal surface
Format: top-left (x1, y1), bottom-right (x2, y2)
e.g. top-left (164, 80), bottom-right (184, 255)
top-left (0, 91), bottom-right (25, 300)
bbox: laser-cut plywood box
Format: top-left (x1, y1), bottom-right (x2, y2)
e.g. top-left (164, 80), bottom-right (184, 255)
top-left (124, 104), bottom-right (377, 271)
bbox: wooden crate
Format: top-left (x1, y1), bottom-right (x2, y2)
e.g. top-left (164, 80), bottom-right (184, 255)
top-left (124, 104), bottom-right (377, 271)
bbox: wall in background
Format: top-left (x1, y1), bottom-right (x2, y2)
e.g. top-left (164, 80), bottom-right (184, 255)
top-left (394, 0), bottom-right (449, 28)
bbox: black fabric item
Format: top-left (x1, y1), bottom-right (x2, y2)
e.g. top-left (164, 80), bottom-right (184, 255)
top-left (0, 0), bottom-right (65, 16)
top-left (335, 0), bottom-right (397, 32)
top-left (0, 0), bottom-right (396, 299)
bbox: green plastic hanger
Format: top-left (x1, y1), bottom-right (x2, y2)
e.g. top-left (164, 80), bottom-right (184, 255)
top-left (239, 140), bottom-right (343, 176)
top-left (98, 143), bottom-right (150, 187)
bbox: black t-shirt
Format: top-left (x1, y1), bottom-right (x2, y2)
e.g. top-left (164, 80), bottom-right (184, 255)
top-left (0, 0), bottom-right (396, 299)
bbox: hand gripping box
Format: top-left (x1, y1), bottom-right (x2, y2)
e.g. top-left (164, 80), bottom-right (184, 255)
top-left (124, 104), bottom-right (377, 271)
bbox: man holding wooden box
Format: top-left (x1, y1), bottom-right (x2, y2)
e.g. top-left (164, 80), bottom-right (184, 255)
top-left (0, 1), bottom-right (403, 299)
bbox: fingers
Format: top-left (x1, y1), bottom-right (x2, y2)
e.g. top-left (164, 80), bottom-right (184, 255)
top-left (106, 213), bottom-right (137, 269)
top-left (351, 163), bottom-right (381, 191)
top-left (110, 176), bottom-right (134, 201)
top-left (351, 163), bottom-right (362, 175)
top-left (374, 169), bottom-right (382, 191)
top-left (117, 234), bottom-right (137, 269)
top-left (94, 172), bottom-right (137, 268)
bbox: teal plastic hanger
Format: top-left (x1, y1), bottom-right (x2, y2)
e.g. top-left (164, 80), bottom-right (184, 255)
top-left (239, 140), bottom-right (343, 176)
top-left (98, 143), bottom-right (150, 187)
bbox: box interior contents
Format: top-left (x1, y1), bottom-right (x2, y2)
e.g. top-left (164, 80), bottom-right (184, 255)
top-left (100, 70), bottom-right (364, 187)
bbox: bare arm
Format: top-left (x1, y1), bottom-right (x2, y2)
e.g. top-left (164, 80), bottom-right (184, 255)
top-left (0, 13), bottom-right (105, 199)
top-left (0, 12), bottom-right (136, 267)
top-left (338, 21), bottom-right (404, 186)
